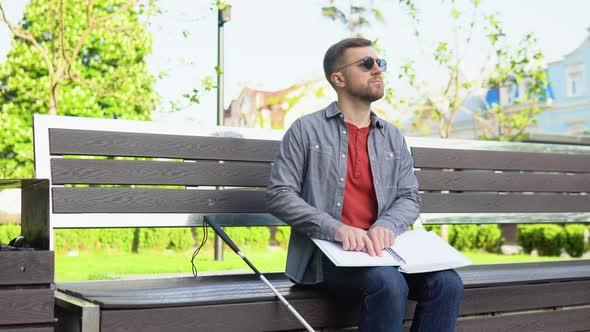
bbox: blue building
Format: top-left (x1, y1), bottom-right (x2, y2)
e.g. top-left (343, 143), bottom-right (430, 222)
top-left (451, 27), bottom-right (590, 140)
top-left (541, 28), bottom-right (590, 135)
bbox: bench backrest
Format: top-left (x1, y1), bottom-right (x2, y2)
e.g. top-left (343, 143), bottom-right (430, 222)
top-left (32, 115), bottom-right (590, 249)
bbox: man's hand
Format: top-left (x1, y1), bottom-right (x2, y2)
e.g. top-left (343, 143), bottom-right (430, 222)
top-left (367, 226), bottom-right (396, 256)
top-left (335, 225), bottom-right (376, 256)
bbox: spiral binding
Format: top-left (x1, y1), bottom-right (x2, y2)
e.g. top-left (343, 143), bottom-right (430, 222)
top-left (384, 247), bottom-right (407, 265)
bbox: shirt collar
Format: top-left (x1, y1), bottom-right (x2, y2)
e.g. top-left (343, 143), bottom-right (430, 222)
top-left (324, 101), bottom-right (385, 135)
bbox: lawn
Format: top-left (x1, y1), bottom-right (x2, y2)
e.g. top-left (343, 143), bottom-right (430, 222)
top-left (55, 247), bottom-right (581, 282)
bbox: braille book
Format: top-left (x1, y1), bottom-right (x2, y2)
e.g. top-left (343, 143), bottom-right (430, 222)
top-left (311, 229), bottom-right (472, 273)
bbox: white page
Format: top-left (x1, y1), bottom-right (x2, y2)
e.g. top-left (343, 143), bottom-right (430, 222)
top-left (311, 230), bottom-right (471, 272)
top-left (311, 238), bottom-right (402, 267)
top-left (393, 230), bottom-right (472, 273)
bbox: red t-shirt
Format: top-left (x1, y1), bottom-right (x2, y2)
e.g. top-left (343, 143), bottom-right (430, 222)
top-left (341, 122), bottom-right (378, 230)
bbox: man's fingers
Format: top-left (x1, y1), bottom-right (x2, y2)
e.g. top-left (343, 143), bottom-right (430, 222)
top-left (388, 231), bottom-right (396, 247)
top-left (378, 230), bottom-right (386, 250)
top-left (371, 236), bottom-right (382, 256)
top-left (364, 235), bottom-right (377, 256)
top-left (348, 234), bottom-right (357, 251)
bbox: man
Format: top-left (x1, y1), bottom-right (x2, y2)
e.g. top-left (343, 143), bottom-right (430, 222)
top-left (267, 38), bottom-right (463, 332)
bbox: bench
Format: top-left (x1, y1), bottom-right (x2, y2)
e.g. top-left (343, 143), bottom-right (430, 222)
top-left (0, 179), bottom-right (54, 332)
top-left (30, 114), bottom-right (590, 331)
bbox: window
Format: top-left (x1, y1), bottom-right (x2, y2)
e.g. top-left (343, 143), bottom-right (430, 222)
top-left (500, 82), bottom-right (517, 105)
top-left (566, 63), bottom-right (586, 97)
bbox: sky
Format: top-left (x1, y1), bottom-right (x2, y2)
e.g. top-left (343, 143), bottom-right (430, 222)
top-left (1, 0), bottom-right (590, 128)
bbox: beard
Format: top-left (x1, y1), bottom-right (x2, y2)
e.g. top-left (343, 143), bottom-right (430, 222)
top-left (346, 79), bottom-right (385, 103)
top-left (360, 85), bottom-right (384, 103)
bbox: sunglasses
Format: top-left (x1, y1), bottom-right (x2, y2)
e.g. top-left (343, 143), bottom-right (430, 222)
top-left (336, 56), bottom-right (387, 72)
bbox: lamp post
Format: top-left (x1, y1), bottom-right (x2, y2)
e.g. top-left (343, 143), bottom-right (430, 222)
top-left (214, 5), bottom-right (231, 262)
top-left (217, 6), bottom-right (231, 126)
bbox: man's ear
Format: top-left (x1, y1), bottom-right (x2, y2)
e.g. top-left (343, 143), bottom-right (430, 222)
top-left (331, 72), bottom-right (345, 88)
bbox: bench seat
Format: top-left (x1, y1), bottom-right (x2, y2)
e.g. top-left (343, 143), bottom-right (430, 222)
top-left (55, 260), bottom-right (590, 332)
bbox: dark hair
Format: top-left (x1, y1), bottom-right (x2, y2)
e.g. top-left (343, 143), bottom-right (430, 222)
top-left (323, 38), bottom-right (373, 86)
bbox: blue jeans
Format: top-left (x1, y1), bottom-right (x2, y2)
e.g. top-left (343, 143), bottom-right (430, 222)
top-left (322, 256), bottom-right (463, 332)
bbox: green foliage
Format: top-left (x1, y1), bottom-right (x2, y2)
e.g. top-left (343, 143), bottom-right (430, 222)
top-left (448, 224), bottom-right (479, 251)
top-left (0, 0), bottom-right (157, 178)
top-left (225, 226), bottom-right (271, 249)
top-left (320, 0), bottom-right (388, 37)
top-left (0, 223), bottom-right (21, 244)
top-left (564, 225), bottom-right (586, 258)
top-left (517, 224), bottom-right (567, 256)
top-left (476, 224), bottom-right (504, 253)
top-left (423, 224), bottom-right (503, 253)
top-left (479, 22), bottom-right (548, 142)
top-left (53, 226), bottom-right (278, 253)
top-left (274, 226), bottom-right (291, 248)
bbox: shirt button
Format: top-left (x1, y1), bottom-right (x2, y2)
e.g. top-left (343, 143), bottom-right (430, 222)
top-left (315, 145), bottom-right (319, 149)
top-left (341, 154), bottom-right (346, 158)
top-left (390, 153), bottom-right (394, 158)
top-left (336, 202), bottom-right (341, 207)
top-left (339, 114), bottom-right (344, 118)
top-left (343, 130), bottom-right (347, 134)
top-left (340, 177), bottom-right (345, 182)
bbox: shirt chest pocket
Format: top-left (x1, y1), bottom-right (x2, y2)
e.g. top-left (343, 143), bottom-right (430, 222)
top-left (382, 151), bottom-right (400, 190)
top-left (307, 144), bottom-right (334, 183)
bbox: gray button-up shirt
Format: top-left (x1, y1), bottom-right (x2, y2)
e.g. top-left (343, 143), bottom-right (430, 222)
top-left (267, 102), bottom-right (421, 284)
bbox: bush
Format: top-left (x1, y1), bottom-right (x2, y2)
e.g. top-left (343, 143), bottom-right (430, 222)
top-left (564, 225), bottom-right (586, 258)
top-left (225, 226), bottom-right (270, 249)
top-left (517, 224), bottom-right (566, 256)
top-left (0, 223), bottom-right (21, 244)
top-left (167, 228), bottom-right (194, 251)
top-left (422, 224), bottom-right (441, 236)
top-left (274, 226), bottom-right (291, 248)
top-left (517, 225), bottom-right (541, 254)
top-left (449, 225), bottom-right (479, 251)
top-left (476, 225), bottom-right (504, 253)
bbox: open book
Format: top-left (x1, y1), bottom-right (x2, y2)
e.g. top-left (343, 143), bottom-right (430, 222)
top-left (311, 230), bottom-right (472, 273)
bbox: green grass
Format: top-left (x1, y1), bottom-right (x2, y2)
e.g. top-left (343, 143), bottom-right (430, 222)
top-left (55, 247), bottom-right (288, 282)
top-left (55, 246), bottom-right (586, 282)
top-left (462, 251), bottom-right (574, 264)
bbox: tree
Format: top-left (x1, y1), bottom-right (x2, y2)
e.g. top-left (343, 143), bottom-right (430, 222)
top-left (397, 1), bottom-right (547, 141)
top-left (477, 24), bottom-right (548, 141)
top-left (321, 0), bottom-right (388, 37)
top-left (0, 0), bottom-right (157, 177)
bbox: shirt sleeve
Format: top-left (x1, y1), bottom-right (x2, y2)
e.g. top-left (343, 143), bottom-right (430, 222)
top-left (372, 137), bottom-right (422, 236)
top-left (266, 120), bottom-right (343, 240)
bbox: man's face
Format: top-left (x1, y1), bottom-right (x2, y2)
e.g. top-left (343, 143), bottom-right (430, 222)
top-left (336, 46), bottom-right (385, 102)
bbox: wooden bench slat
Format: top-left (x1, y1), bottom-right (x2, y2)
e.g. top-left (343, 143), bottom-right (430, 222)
top-left (455, 306), bottom-right (590, 332)
top-left (421, 192), bottom-right (590, 213)
top-left (416, 170), bottom-right (590, 192)
top-left (0, 289), bottom-right (54, 325)
top-left (51, 158), bottom-right (271, 187)
top-left (49, 129), bottom-right (280, 162)
top-left (52, 187), bottom-right (267, 213)
top-left (100, 298), bottom-right (358, 332)
top-left (0, 252), bottom-right (54, 285)
top-left (459, 279), bottom-right (590, 315)
top-left (412, 147), bottom-right (590, 173)
top-left (0, 327), bottom-right (54, 332)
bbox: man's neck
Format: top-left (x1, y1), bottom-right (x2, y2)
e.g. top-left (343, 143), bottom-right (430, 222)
top-left (337, 97), bottom-right (372, 128)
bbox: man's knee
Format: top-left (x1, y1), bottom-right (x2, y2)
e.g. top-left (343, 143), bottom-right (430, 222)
top-left (431, 269), bottom-right (464, 299)
top-left (366, 267), bottom-right (409, 299)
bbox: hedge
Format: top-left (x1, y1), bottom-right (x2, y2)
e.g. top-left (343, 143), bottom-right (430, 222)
top-left (517, 224), bottom-right (587, 257)
top-left (423, 224), bottom-right (504, 253)
top-left (0, 223), bottom-right (21, 244)
top-left (0, 224), bottom-right (290, 253)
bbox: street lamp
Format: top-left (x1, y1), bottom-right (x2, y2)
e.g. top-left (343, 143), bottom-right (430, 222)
top-left (217, 6), bottom-right (231, 126)
top-left (215, 5), bottom-right (231, 262)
